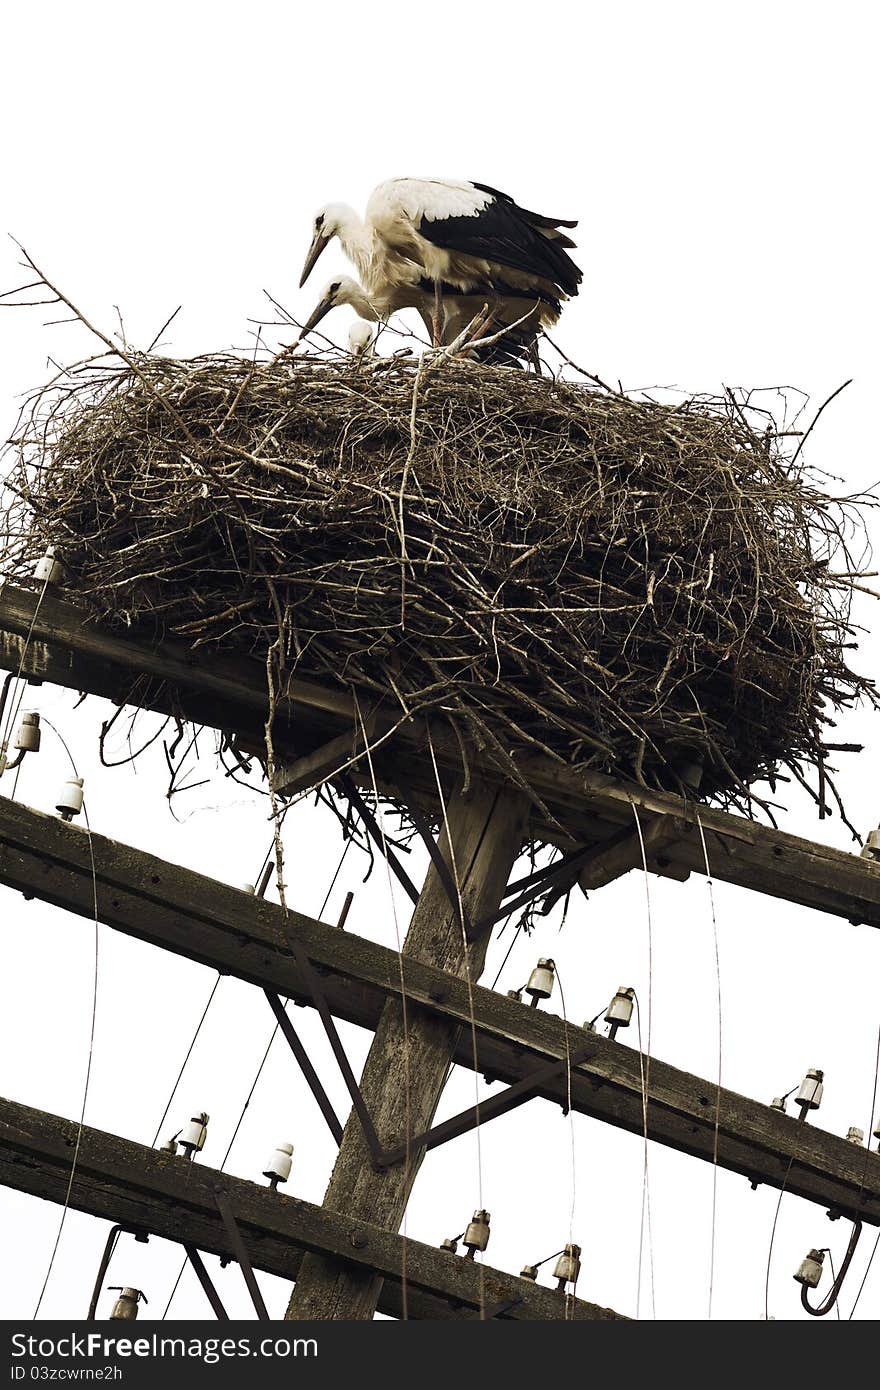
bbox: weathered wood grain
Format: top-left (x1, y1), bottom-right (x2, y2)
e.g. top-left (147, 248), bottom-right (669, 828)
top-left (1, 796), bottom-right (877, 1226)
top-left (0, 1096), bottom-right (621, 1320)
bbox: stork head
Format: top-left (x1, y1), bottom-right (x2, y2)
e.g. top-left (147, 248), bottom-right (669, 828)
top-left (299, 276), bottom-right (377, 340)
top-left (347, 320), bottom-right (376, 357)
top-left (300, 203), bottom-right (358, 287)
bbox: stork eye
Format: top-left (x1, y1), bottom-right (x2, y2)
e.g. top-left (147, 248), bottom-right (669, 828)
top-left (329, 281), bottom-right (341, 294)
top-left (315, 214), bottom-right (325, 229)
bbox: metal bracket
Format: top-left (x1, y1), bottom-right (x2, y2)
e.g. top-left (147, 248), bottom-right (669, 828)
top-left (184, 1244), bottom-right (230, 1321)
top-left (264, 988), bottom-right (344, 1144)
top-left (393, 775), bottom-right (473, 938)
top-left (267, 954), bottom-right (594, 1170)
top-left (375, 1047), bottom-right (594, 1167)
top-left (86, 1222), bottom-right (149, 1320)
top-left (338, 772), bottom-right (421, 905)
top-left (214, 1189), bottom-right (270, 1321)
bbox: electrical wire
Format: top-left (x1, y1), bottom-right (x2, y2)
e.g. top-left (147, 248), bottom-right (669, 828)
top-left (628, 802), bottom-right (657, 1320)
top-left (695, 810), bottom-right (724, 1320)
top-left (843, 1016), bottom-right (880, 1318)
top-left (31, 717), bottom-right (99, 1317)
top-left (149, 976), bottom-right (222, 1148)
top-left (632, 992), bottom-right (657, 1320)
top-left (161, 833), bottom-right (351, 1319)
top-left (356, 694), bottom-right (414, 1320)
top-left (763, 1158), bottom-right (794, 1320)
top-left (551, 956), bottom-right (578, 1322)
top-left (424, 725), bottom-right (493, 1320)
top-left (489, 911), bottom-right (520, 988)
top-left (848, 1227), bottom-right (880, 1319)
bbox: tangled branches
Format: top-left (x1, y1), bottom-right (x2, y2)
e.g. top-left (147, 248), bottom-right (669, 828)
top-left (2, 346), bottom-right (875, 815)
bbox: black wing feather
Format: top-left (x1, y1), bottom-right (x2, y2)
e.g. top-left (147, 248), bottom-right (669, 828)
top-left (419, 189), bottom-right (581, 297)
top-left (471, 182), bottom-right (578, 230)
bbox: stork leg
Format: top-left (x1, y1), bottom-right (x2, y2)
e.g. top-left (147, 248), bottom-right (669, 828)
top-left (431, 280), bottom-right (445, 347)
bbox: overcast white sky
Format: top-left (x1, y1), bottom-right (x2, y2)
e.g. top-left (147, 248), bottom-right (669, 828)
top-left (0, 1), bottom-right (878, 1322)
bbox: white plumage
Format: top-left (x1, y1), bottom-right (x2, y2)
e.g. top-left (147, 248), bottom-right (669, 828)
top-left (299, 177), bottom-right (581, 361)
top-left (347, 319), bottom-right (375, 358)
top-left (297, 274), bottom-right (435, 343)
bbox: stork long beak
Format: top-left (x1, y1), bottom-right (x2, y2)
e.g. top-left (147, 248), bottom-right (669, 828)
top-left (298, 289), bottom-right (335, 340)
top-left (299, 228), bottom-right (332, 287)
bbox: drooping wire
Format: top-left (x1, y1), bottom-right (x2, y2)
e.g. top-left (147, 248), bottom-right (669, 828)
top-left (489, 911), bottom-right (521, 988)
top-left (827, 1251), bottom-right (842, 1321)
top-left (848, 1228), bottom-right (880, 1318)
top-left (763, 1158), bottom-right (794, 1320)
top-left (162, 833), bottom-right (352, 1319)
top-left (31, 717), bottom-right (99, 1317)
top-left (551, 955), bottom-right (578, 1322)
top-left (695, 810), bottom-right (724, 1320)
top-left (424, 728), bottom-right (489, 1305)
top-left (149, 976), bottom-right (222, 1148)
top-left (842, 1016), bottom-right (880, 1318)
top-left (147, 828), bottom-right (283, 1154)
top-left (628, 802), bottom-right (656, 1320)
top-left (355, 693), bottom-right (414, 1321)
top-left (632, 991), bottom-right (657, 1320)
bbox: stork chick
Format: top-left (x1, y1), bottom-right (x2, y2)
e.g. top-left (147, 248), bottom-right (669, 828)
top-left (347, 319), bottom-right (376, 359)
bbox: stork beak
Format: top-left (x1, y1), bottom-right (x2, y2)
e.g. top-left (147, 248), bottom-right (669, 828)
top-left (299, 228), bottom-right (332, 287)
top-left (298, 289), bottom-right (335, 340)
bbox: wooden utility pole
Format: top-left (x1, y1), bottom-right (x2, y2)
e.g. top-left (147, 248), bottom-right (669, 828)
top-left (1, 586), bottom-right (877, 1321)
top-left (2, 795), bottom-right (877, 1223)
top-left (286, 779), bottom-right (528, 1320)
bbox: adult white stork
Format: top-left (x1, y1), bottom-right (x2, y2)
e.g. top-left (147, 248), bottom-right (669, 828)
top-left (299, 178), bottom-right (581, 356)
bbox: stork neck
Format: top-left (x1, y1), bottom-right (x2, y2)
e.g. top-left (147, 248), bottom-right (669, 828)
top-left (334, 208), bottom-right (377, 286)
top-left (347, 285), bottom-right (381, 322)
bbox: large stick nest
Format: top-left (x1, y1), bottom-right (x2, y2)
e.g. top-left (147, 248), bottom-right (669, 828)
top-left (2, 351), bottom-right (875, 812)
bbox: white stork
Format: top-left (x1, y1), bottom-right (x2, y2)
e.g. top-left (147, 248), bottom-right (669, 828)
top-left (297, 274), bottom-right (429, 340)
top-left (347, 319), bottom-right (375, 358)
top-left (299, 178), bottom-right (581, 358)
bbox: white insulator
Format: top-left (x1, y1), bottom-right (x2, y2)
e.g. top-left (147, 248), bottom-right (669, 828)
top-left (347, 321), bottom-right (375, 357)
top-left (520, 1263), bottom-right (538, 1281)
top-left (14, 712), bottom-right (41, 753)
top-left (582, 1019), bottom-right (598, 1034)
top-left (109, 1288), bottom-right (144, 1320)
top-left (440, 1237), bottom-right (458, 1255)
top-left (506, 988), bottom-right (522, 1002)
top-left (241, 883), bottom-right (256, 895)
top-left (34, 546), bottom-right (64, 586)
top-left (525, 958), bottom-right (555, 1002)
top-left (463, 1210), bottom-right (490, 1254)
top-left (795, 1069), bottom-right (824, 1112)
top-left (793, 1249), bottom-right (824, 1289)
top-left (846, 1126), bottom-right (864, 1145)
top-left (263, 1140), bottom-right (293, 1185)
top-left (159, 1136), bottom-right (179, 1155)
top-left (860, 828), bottom-right (880, 862)
top-left (179, 1111), bottom-right (209, 1154)
top-left (605, 986), bottom-right (635, 1028)
top-left (553, 1243), bottom-right (582, 1285)
top-left (770, 1096), bottom-right (787, 1113)
top-left (56, 775), bottom-right (84, 821)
